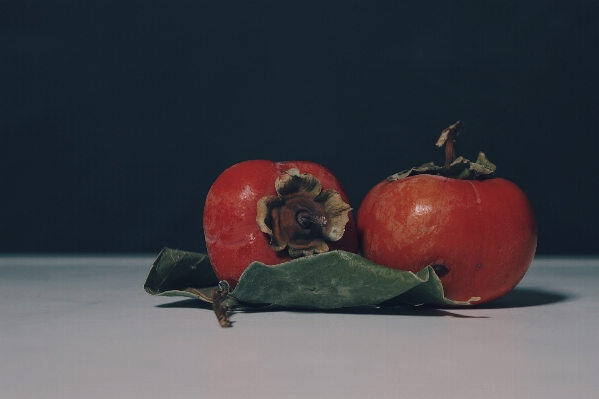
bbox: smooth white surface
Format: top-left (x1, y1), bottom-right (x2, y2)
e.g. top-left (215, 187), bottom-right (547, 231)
top-left (1, 256), bottom-right (598, 399)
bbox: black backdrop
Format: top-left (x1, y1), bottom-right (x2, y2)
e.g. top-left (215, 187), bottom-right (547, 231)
top-left (2, 1), bottom-right (598, 255)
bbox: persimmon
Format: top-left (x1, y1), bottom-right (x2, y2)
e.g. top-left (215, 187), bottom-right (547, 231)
top-left (204, 160), bottom-right (358, 288)
top-left (357, 122), bottom-right (537, 304)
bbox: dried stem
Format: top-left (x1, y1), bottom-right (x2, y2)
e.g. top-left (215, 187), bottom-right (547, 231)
top-left (212, 287), bottom-right (232, 328)
top-left (436, 121), bottom-right (464, 169)
top-left (296, 212), bottom-right (327, 228)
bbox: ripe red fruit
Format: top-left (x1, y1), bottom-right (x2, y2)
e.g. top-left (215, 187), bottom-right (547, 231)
top-left (357, 122), bottom-right (537, 304)
top-left (204, 160), bottom-right (359, 287)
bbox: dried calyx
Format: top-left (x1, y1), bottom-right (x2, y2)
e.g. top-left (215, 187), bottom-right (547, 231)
top-left (257, 168), bottom-right (352, 257)
top-left (388, 121), bottom-right (497, 181)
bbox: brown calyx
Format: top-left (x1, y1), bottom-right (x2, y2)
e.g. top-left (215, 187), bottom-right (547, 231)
top-left (256, 168), bottom-right (352, 258)
top-left (387, 120), bottom-right (496, 182)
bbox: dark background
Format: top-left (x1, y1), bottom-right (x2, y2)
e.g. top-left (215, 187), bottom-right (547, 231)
top-left (2, 1), bottom-right (598, 255)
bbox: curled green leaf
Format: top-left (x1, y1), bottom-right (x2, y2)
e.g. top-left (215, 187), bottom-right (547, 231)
top-left (143, 247), bottom-right (220, 302)
top-left (144, 248), bottom-right (479, 310)
top-left (231, 250), bottom-right (478, 308)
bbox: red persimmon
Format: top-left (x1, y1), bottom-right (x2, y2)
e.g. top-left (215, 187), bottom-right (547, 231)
top-left (357, 122), bottom-right (537, 304)
top-left (204, 160), bottom-right (358, 287)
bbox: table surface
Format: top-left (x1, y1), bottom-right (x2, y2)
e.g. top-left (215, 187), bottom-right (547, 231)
top-left (1, 255), bottom-right (598, 399)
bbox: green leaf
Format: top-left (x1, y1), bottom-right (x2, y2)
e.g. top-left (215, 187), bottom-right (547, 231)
top-left (144, 249), bottom-right (478, 308)
top-left (143, 247), bottom-right (220, 302)
top-left (231, 251), bottom-right (476, 307)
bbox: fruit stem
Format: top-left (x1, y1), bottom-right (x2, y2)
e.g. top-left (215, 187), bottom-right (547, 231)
top-left (436, 121), bottom-right (464, 170)
top-left (212, 285), bottom-right (232, 328)
top-left (296, 212), bottom-right (327, 228)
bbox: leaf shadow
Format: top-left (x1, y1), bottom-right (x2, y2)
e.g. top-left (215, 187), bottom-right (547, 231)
top-left (156, 299), bottom-right (214, 310)
top-left (155, 298), bottom-right (485, 318)
top-left (154, 287), bottom-right (571, 319)
top-left (287, 306), bottom-right (489, 318)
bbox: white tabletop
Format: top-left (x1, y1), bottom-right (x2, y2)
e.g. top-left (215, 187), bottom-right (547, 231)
top-left (1, 255), bottom-right (598, 399)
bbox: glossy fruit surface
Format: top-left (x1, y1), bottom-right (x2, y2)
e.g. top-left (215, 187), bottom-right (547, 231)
top-left (204, 160), bottom-right (358, 287)
top-left (357, 174), bottom-right (537, 303)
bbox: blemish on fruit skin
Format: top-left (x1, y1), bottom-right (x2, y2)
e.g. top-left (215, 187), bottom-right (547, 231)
top-left (476, 263), bottom-right (482, 271)
top-left (468, 181), bottom-right (482, 204)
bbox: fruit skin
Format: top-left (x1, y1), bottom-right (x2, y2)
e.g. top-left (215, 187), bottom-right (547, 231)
top-left (204, 160), bottom-right (359, 287)
top-left (357, 174), bottom-right (537, 304)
